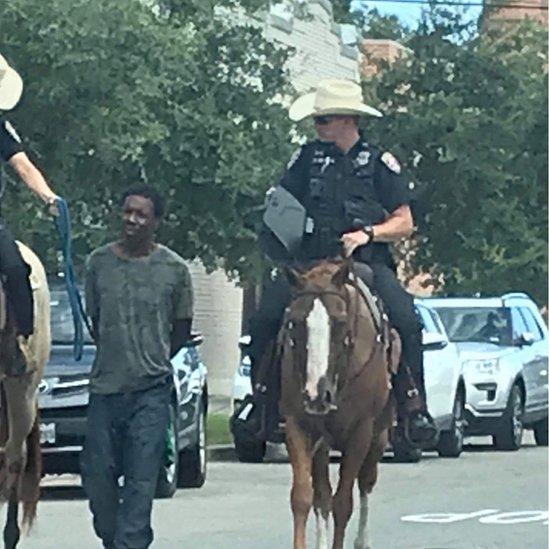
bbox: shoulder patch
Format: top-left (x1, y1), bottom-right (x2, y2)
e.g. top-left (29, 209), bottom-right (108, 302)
top-left (3, 121), bottom-right (21, 144)
top-left (381, 151), bottom-right (401, 174)
top-left (286, 147), bottom-right (303, 170)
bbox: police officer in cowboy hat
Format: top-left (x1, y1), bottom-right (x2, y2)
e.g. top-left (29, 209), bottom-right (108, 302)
top-left (250, 79), bottom-right (437, 445)
top-left (0, 53), bottom-right (58, 338)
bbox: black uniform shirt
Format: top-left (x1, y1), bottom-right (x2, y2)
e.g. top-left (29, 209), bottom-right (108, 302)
top-left (278, 136), bottom-right (411, 265)
top-left (0, 118), bottom-right (24, 212)
top-left (0, 118), bottom-right (23, 162)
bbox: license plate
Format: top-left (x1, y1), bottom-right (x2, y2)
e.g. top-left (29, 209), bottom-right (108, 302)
top-left (40, 423), bottom-right (56, 445)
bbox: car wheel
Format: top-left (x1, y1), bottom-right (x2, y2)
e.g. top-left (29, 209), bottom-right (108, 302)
top-left (155, 404), bottom-right (179, 499)
top-left (177, 399), bottom-right (207, 488)
top-left (493, 383), bottom-right (524, 451)
top-left (234, 435), bottom-right (266, 463)
top-left (437, 390), bottom-right (466, 458)
top-left (391, 430), bottom-right (422, 463)
top-left (533, 417), bottom-right (548, 446)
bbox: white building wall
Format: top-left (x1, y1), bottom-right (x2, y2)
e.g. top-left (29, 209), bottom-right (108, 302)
top-left (193, 1), bottom-right (360, 398)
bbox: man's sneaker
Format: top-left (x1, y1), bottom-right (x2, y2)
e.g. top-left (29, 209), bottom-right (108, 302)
top-left (409, 411), bottom-right (438, 445)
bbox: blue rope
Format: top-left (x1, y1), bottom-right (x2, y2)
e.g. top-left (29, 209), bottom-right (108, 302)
top-left (53, 198), bottom-right (91, 361)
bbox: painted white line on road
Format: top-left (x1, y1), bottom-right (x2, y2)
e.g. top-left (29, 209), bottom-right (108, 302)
top-left (401, 509), bottom-right (549, 525)
top-left (479, 511), bottom-right (549, 525)
top-left (401, 510), bottom-right (499, 524)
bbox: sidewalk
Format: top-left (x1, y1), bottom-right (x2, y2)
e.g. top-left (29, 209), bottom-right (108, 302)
top-left (208, 394), bottom-right (232, 416)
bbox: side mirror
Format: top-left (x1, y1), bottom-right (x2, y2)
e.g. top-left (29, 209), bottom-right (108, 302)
top-left (239, 335), bottom-right (252, 349)
top-left (422, 331), bottom-right (448, 351)
top-left (518, 332), bottom-right (536, 346)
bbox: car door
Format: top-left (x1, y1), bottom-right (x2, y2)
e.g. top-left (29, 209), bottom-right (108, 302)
top-left (510, 307), bottom-right (537, 413)
top-left (519, 307), bottom-right (548, 411)
top-left (417, 304), bottom-right (456, 421)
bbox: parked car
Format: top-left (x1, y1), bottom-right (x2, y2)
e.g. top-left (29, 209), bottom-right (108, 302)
top-left (231, 299), bottom-right (466, 462)
top-left (39, 286), bottom-right (209, 497)
top-left (427, 292), bottom-right (548, 451)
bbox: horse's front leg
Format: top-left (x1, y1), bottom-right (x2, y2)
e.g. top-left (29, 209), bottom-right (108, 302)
top-left (313, 444), bottom-right (332, 549)
top-left (354, 428), bottom-right (389, 549)
top-left (285, 416), bottom-right (313, 549)
top-left (3, 499), bottom-right (20, 549)
top-left (332, 420), bottom-right (374, 549)
top-left (0, 375), bottom-right (36, 494)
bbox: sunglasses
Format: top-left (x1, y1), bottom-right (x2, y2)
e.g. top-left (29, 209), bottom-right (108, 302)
top-left (313, 115), bottom-right (339, 125)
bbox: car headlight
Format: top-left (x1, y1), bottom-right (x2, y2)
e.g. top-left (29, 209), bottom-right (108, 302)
top-left (465, 358), bottom-right (500, 375)
top-left (238, 355), bottom-right (252, 377)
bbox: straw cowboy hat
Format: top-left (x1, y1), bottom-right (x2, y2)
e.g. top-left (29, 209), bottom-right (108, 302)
top-left (0, 54), bottom-right (23, 111)
top-left (289, 79), bottom-right (382, 122)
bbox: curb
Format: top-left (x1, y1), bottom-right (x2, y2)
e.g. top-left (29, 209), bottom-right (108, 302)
top-left (206, 443), bottom-right (236, 462)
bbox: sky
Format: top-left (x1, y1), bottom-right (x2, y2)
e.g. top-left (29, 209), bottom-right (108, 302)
top-left (352, 0), bottom-right (483, 27)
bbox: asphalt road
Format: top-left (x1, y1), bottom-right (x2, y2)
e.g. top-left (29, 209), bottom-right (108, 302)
top-left (9, 433), bottom-right (548, 549)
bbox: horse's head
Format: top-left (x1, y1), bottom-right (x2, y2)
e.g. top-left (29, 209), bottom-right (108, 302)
top-left (284, 259), bottom-right (354, 416)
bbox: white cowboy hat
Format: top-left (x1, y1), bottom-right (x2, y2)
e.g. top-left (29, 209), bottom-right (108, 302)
top-left (289, 79), bottom-right (382, 122)
top-left (0, 54), bottom-right (23, 111)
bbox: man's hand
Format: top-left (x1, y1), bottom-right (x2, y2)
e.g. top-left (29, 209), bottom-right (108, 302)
top-left (341, 229), bottom-right (371, 258)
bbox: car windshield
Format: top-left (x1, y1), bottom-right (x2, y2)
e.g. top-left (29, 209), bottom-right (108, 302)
top-left (434, 306), bottom-right (512, 345)
top-left (50, 288), bottom-right (93, 345)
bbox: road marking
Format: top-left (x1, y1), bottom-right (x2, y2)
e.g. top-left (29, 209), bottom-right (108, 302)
top-left (402, 510), bottom-right (498, 524)
top-left (401, 509), bottom-right (548, 525)
top-left (479, 511), bottom-right (549, 525)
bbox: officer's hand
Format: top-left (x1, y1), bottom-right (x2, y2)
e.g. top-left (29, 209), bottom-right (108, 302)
top-left (45, 195), bottom-right (60, 217)
top-left (341, 230), bottom-right (370, 258)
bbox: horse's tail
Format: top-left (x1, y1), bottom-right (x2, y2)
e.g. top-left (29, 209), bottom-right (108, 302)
top-left (20, 411), bottom-right (41, 529)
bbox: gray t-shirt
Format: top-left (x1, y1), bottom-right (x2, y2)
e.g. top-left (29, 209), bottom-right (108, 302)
top-left (85, 243), bottom-right (193, 394)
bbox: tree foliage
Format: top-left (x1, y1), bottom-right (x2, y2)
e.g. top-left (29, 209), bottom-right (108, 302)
top-left (0, 0), bottom-right (293, 281)
top-left (364, 10), bottom-right (548, 304)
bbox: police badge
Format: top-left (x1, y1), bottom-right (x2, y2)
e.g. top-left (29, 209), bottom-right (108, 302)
top-left (355, 150), bottom-right (371, 167)
top-left (381, 151), bottom-right (401, 174)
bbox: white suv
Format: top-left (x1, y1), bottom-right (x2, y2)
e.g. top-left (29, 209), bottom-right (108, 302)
top-left (232, 300), bottom-right (466, 462)
top-left (428, 293), bottom-right (548, 451)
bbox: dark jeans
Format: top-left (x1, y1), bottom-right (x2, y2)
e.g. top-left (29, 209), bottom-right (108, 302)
top-left (0, 221), bottom-right (33, 336)
top-left (249, 261), bottom-right (426, 405)
top-left (80, 380), bottom-right (171, 549)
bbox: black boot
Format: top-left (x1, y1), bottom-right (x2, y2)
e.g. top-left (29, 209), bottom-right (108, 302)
top-left (408, 410), bottom-right (438, 445)
top-left (4, 264), bottom-right (34, 337)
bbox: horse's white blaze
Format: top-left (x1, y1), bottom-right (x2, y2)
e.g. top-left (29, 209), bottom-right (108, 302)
top-left (314, 509), bottom-right (329, 549)
top-left (354, 494), bottom-right (371, 549)
top-left (305, 298), bottom-right (330, 400)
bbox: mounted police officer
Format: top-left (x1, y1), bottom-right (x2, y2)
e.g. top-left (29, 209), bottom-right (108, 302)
top-left (250, 79), bottom-right (437, 445)
top-left (0, 53), bottom-right (58, 339)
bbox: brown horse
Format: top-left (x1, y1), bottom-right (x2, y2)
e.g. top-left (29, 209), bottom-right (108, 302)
top-left (279, 259), bottom-right (399, 549)
top-left (0, 243), bottom-right (50, 549)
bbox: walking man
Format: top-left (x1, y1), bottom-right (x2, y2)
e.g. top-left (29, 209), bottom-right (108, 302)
top-left (81, 185), bottom-right (194, 549)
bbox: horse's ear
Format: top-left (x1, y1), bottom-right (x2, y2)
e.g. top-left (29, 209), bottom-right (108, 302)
top-left (331, 259), bottom-right (350, 287)
top-left (284, 267), bottom-right (304, 288)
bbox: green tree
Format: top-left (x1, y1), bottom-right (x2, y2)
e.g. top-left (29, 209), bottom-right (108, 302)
top-left (1, 0), bottom-right (293, 281)
top-left (363, 8), bottom-right (410, 41)
top-left (365, 10), bottom-right (548, 304)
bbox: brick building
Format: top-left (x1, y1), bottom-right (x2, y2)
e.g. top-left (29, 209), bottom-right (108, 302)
top-left (361, 39), bottom-right (409, 78)
top-left (482, 0), bottom-right (548, 27)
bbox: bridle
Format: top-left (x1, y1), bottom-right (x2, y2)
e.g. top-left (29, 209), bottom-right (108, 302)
top-left (282, 272), bottom-right (382, 400)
